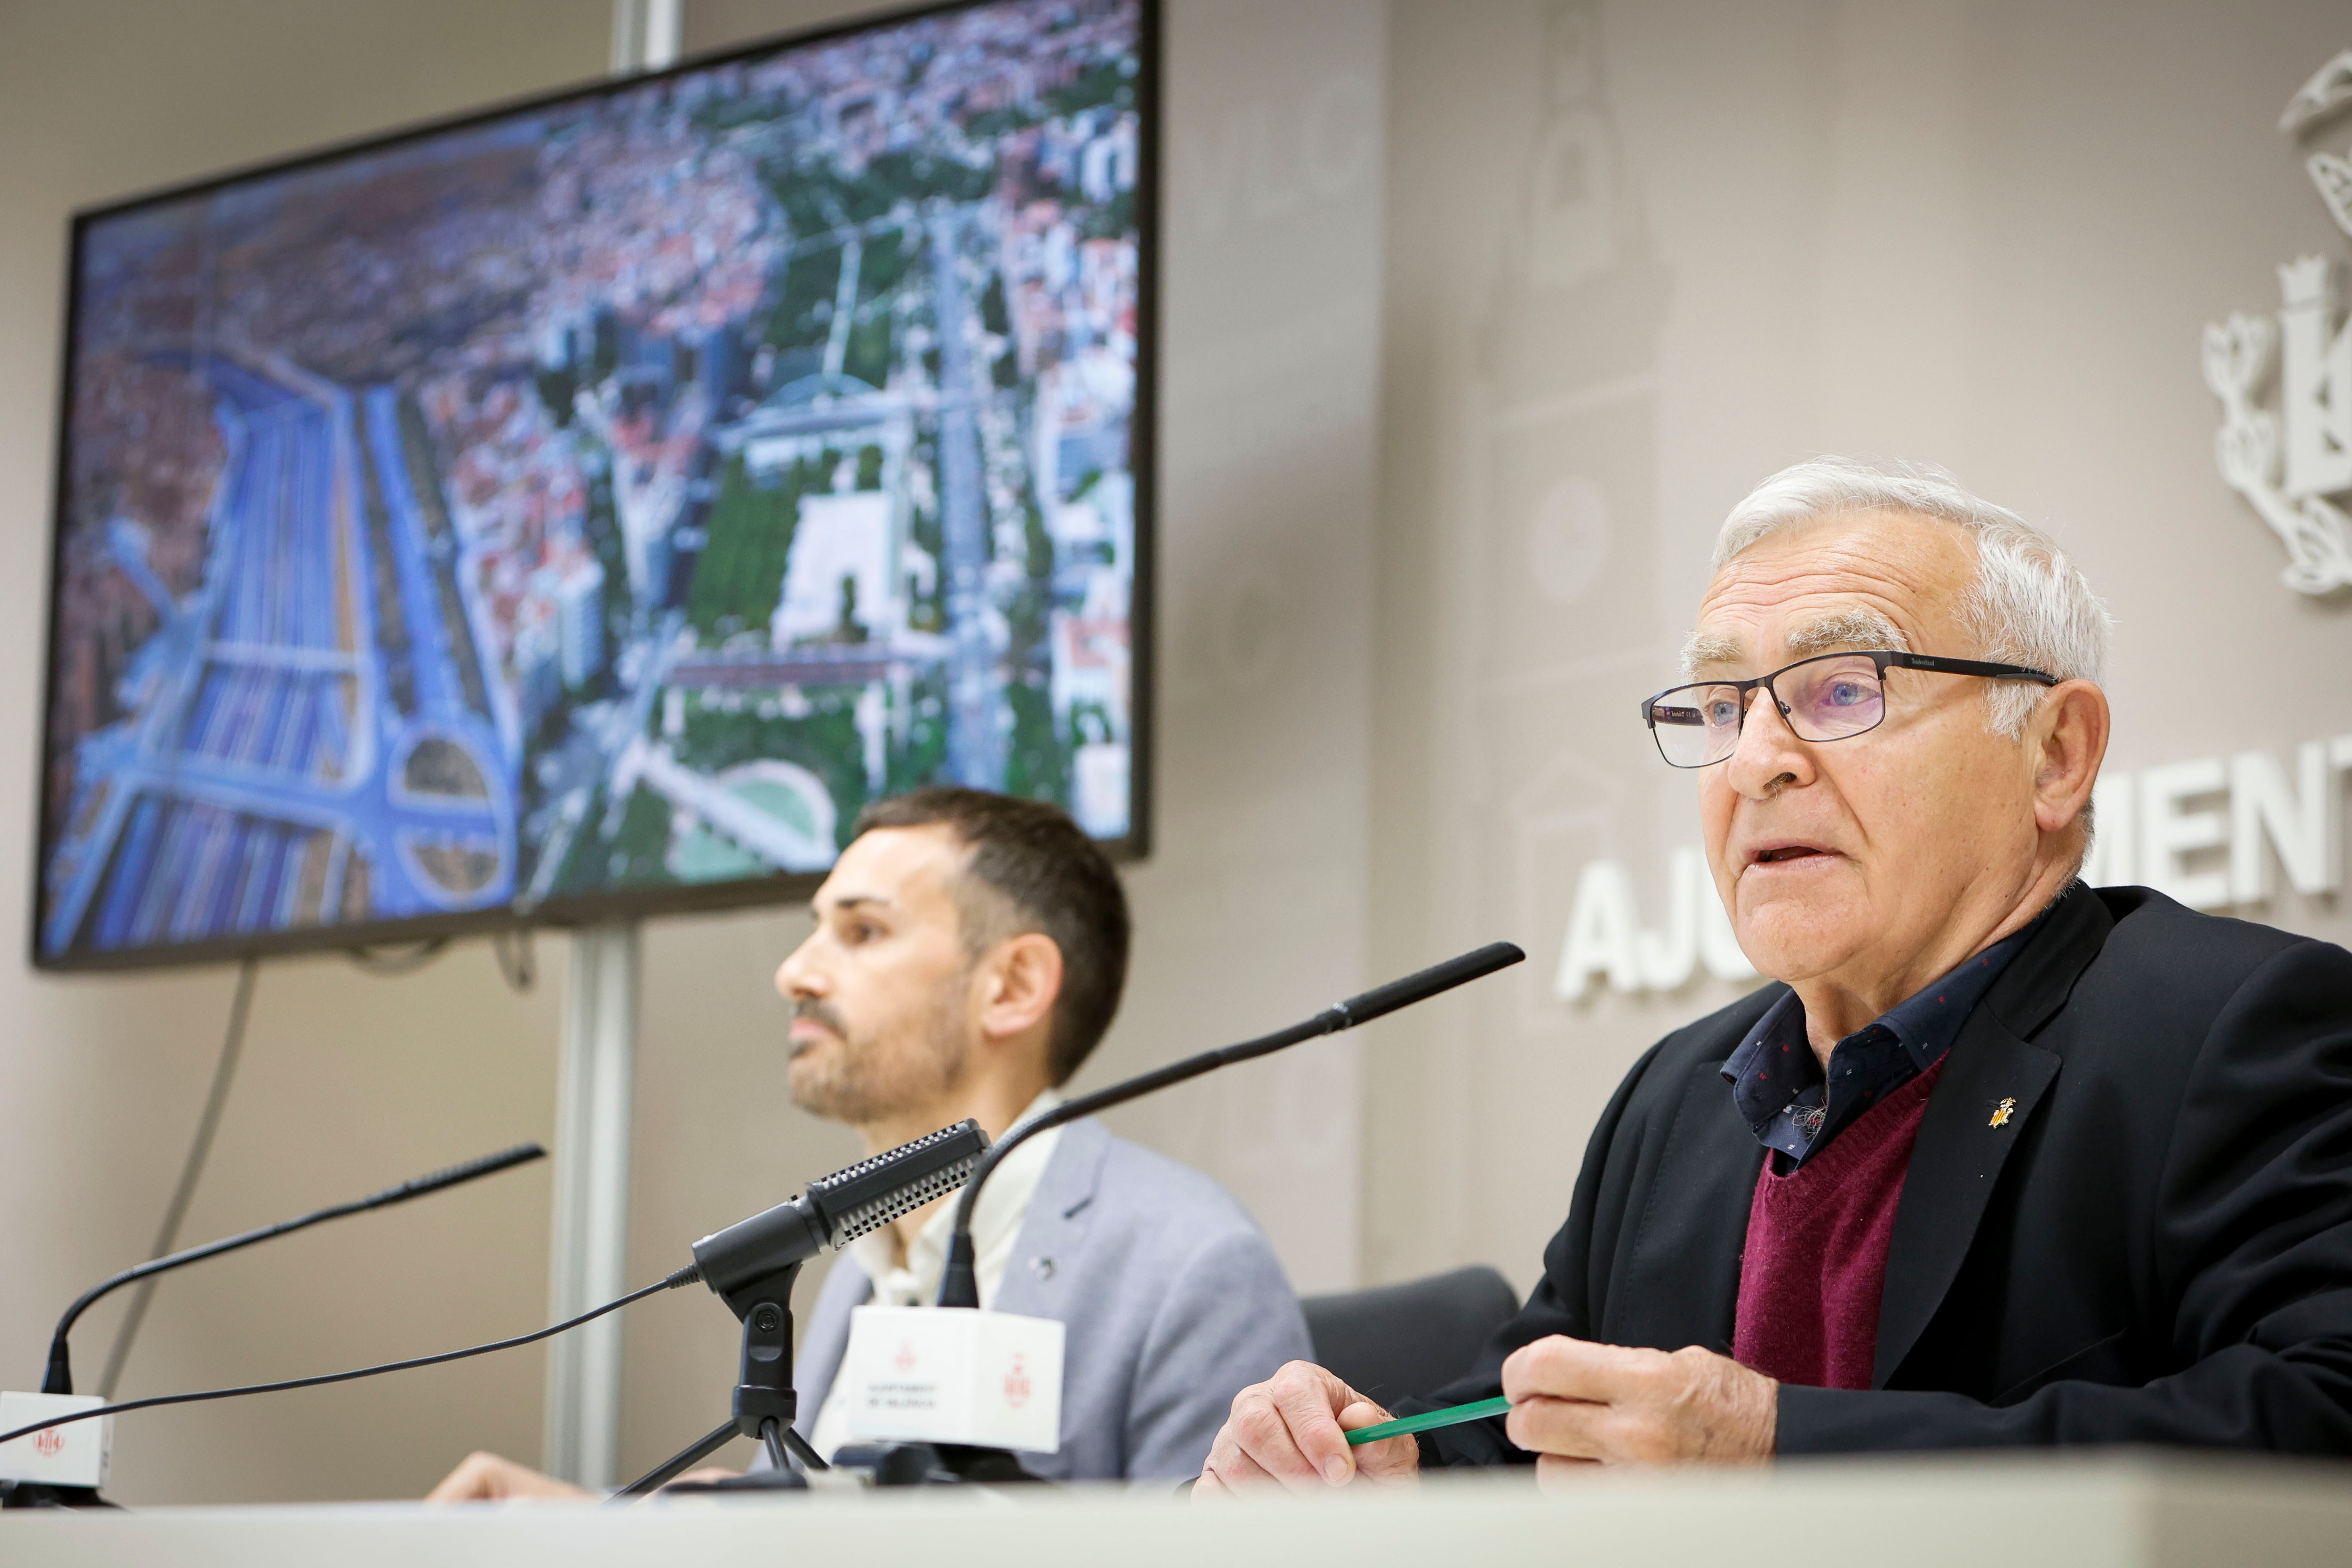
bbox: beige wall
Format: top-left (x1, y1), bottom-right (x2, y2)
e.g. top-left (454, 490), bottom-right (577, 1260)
top-left (0, 0), bottom-right (1384, 1501)
top-left (0, 0), bottom-right (611, 1505)
top-left (1368, 0), bottom-right (2352, 1298)
top-left (6, 0), bottom-right (2349, 1508)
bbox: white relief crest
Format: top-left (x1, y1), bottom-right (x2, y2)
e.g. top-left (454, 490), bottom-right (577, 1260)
top-left (2204, 50), bottom-right (2352, 597)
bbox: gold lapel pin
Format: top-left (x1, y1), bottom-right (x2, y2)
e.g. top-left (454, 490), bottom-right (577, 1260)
top-left (1989, 1097), bottom-right (2017, 1129)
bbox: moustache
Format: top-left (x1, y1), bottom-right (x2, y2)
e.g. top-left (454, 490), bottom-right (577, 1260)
top-left (791, 996), bottom-right (852, 1042)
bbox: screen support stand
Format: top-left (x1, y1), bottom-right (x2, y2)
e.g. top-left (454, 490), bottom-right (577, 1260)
top-left (542, 921), bottom-right (640, 1488)
top-left (539, 0), bottom-right (682, 1494)
top-left (609, 0), bottom-right (682, 76)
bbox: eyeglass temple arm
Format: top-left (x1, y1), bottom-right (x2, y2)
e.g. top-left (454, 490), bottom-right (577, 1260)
top-left (1881, 653), bottom-right (2057, 685)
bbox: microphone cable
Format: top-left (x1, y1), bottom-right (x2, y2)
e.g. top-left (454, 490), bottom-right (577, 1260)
top-left (0, 1265), bottom-right (703, 1451)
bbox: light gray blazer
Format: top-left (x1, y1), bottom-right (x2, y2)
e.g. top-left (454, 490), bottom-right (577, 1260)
top-left (790, 1116), bottom-right (1311, 1481)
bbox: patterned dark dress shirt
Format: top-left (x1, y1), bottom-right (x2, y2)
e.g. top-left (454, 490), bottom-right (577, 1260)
top-left (1720, 917), bottom-right (2044, 1167)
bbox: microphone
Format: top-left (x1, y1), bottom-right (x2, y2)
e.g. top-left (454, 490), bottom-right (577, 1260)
top-left (690, 1119), bottom-right (990, 1305)
top-left (617, 1119), bottom-right (993, 1496)
top-left (1, 1127), bottom-right (989, 1491)
top-left (6, 1140), bottom-right (543, 1510)
top-left (935, 942), bottom-right (1525, 1308)
top-left (40, 1141), bottom-right (545, 1398)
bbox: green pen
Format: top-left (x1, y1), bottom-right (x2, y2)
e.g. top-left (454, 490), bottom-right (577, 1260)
top-left (1344, 1395), bottom-right (1512, 1446)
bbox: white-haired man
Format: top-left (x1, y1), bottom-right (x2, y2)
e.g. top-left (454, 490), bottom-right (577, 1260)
top-left (1200, 457), bottom-right (2352, 1489)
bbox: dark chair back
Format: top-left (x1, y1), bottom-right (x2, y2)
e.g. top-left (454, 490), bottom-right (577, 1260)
top-left (1300, 1265), bottom-right (1520, 1408)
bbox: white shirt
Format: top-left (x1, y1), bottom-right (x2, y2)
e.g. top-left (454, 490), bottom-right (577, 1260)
top-left (807, 1089), bottom-right (1065, 1459)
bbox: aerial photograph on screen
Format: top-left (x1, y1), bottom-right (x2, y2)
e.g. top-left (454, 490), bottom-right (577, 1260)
top-left (40, 0), bottom-right (1144, 961)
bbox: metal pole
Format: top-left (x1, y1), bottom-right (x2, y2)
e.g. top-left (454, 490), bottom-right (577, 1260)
top-left (541, 0), bottom-right (679, 1491)
top-left (609, 0), bottom-right (682, 76)
top-left (543, 921), bottom-right (640, 1487)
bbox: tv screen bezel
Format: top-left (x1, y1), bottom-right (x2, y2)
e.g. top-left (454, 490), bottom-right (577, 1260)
top-left (31, 0), bottom-right (1159, 973)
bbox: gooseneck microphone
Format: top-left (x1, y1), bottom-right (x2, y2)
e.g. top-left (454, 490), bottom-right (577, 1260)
top-left (934, 941), bottom-right (1526, 1309)
top-left (41, 1142), bottom-right (546, 1398)
top-left (0, 1126), bottom-right (996, 1488)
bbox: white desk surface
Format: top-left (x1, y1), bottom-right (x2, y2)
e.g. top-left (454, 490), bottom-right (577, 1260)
top-left (4, 1452), bottom-right (2348, 1567)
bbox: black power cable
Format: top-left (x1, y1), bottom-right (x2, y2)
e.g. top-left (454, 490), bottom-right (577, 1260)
top-left (0, 1267), bottom-right (703, 1451)
top-left (98, 957), bottom-right (260, 1399)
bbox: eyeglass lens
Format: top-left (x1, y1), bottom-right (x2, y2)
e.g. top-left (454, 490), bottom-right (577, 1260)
top-left (1648, 655), bottom-right (1886, 767)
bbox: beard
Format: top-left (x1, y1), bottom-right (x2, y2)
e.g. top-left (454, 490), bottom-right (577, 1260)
top-left (786, 989), bottom-right (970, 1127)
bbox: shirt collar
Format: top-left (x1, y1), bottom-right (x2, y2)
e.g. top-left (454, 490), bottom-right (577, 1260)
top-left (848, 1087), bottom-right (1065, 1309)
top-left (1875, 928), bottom-right (2027, 1067)
top-left (1721, 916), bottom-right (2042, 1138)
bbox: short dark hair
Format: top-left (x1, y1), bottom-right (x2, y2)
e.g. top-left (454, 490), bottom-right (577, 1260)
top-left (851, 787), bottom-right (1130, 1084)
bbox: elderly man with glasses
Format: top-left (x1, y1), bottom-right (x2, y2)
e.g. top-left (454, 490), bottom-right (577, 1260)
top-left (1198, 456), bottom-right (2352, 1491)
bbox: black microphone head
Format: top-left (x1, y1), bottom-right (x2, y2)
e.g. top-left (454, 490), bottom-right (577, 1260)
top-left (692, 1122), bottom-right (985, 1303)
top-left (805, 1119), bottom-right (990, 1247)
top-left (373, 1142), bottom-right (547, 1208)
top-left (1328, 941), bottom-right (1526, 1030)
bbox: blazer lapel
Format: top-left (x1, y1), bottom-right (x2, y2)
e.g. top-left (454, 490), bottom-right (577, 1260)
top-left (1869, 1010), bottom-right (2058, 1386)
top-left (1870, 883), bottom-right (2114, 1387)
top-left (1607, 1054), bottom-right (1765, 1355)
top-left (992, 1117), bottom-right (1109, 1321)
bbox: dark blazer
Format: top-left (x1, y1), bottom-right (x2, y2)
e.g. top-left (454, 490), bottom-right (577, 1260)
top-left (1415, 882), bottom-right (2352, 1459)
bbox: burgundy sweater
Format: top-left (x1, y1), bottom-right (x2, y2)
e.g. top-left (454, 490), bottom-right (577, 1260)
top-left (1732, 1056), bottom-right (1947, 1390)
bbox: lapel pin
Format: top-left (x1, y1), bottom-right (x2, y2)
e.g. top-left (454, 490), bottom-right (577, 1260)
top-left (1989, 1097), bottom-right (2017, 1129)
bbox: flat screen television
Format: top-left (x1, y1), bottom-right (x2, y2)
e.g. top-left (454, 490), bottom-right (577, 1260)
top-left (35, 0), bottom-right (1155, 970)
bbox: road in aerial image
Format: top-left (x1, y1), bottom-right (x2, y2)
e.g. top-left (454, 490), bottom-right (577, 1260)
top-left (42, 356), bottom-right (513, 957)
top-left (41, 0), bottom-right (1143, 960)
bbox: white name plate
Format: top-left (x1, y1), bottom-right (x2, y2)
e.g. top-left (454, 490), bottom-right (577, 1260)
top-left (838, 1306), bottom-right (1064, 1455)
top-left (0, 1392), bottom-right (111, 1488)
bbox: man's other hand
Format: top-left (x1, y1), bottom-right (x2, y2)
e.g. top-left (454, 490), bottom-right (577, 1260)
top-left (426, 1451), bottom-right (594, 1504)
top-left (1501, 1337), bottom-right (1776, 1479)
top-left (1194, 1361), bottom-right (1420, 1495)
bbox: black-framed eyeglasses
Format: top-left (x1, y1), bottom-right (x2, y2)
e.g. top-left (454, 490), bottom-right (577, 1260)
top-left (1638, 651), bottom-right (2058, 769)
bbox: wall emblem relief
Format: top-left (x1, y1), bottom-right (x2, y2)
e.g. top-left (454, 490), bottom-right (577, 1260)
top-left (2202, 48), bottom-right (2352, 597)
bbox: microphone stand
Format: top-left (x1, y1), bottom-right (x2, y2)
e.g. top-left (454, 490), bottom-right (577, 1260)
top-left (614, 1121), bottom-right (987, 1502)
top-left (611, 1263), bottom-right (830, 1500)
top-left (936, 941), bottom-right (1526, 1309)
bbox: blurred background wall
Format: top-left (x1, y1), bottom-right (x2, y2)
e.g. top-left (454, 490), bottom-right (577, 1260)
top-left (0, 0), bottom-right (2346, 1505)
top-left (0, 0), bottom-right (603, 1507)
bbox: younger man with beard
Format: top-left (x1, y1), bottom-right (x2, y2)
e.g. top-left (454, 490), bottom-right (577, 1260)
top-left (432, 788), bottom-right (1308, 1496)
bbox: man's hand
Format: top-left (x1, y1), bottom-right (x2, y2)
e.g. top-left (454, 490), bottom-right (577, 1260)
top-left (426, 1451), bottom-right (594, 1504)
top-left (1194, 1361), bottom-right (1420, 1496)
top-left (1501, 1337), bottom-right (1776, 1480)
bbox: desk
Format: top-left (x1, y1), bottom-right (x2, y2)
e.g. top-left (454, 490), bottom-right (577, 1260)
top-left (3, 1452), bottom-right (2347, 1566)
